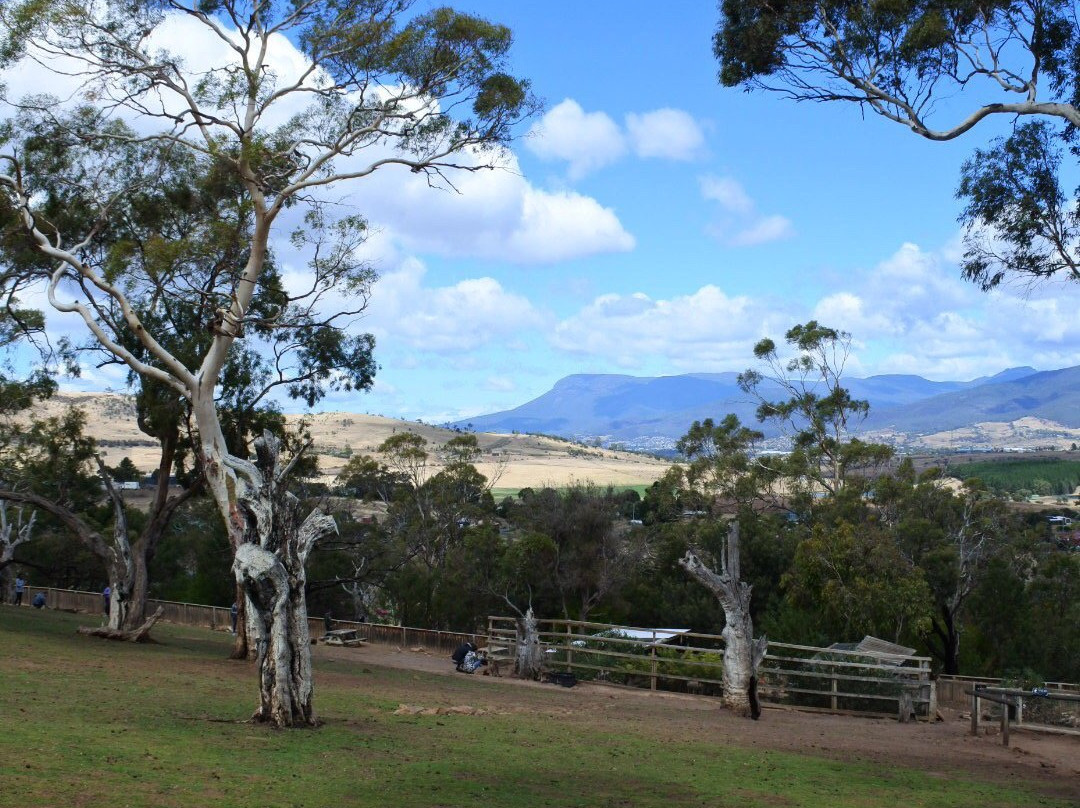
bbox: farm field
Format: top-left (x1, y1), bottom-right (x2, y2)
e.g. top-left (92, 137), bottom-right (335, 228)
top-left (1, 606), bottom-right (1076, 808)
top-left (34, 392), bottom-right (671, 491)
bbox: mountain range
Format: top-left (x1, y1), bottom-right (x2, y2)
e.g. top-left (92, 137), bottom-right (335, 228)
top-left (453, 366), bottom-right (1080, 453)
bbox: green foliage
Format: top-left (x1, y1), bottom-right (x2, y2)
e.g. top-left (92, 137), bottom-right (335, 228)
top-left (714, 3), bottom-right (1080, 293)
top-left (108, 456), bottom-right (141, 483)
top-left (739, 321), bottom-right (893, 497)
top-left (785, 520), bottom-right (933, 644)
top-left (950, 458), bottom-right (1080, 498)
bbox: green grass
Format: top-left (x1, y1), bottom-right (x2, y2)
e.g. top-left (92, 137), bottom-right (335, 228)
top-left (951, 458), bottom-right (1080, 496)
top-left (0, 606), bottom-right (1071, 808)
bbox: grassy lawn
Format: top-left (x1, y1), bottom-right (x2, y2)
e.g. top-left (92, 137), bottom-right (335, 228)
top-left (0, 605), bottom-right (1070, 808)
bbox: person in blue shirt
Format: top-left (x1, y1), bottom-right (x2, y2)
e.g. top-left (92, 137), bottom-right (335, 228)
top-left (13, 574), bottom-right (25, 606)
top-left (31, 592), bottom-right (46, 609)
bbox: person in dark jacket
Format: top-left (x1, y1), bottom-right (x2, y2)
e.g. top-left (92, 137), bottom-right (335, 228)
top-left (451, 641), bottom-right (476, 672)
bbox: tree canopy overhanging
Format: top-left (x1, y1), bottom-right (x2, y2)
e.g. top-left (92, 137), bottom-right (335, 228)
top-left (715, 1), bottom-right (1080, 291)
top-left (0, 0), bottom-right (537, 727)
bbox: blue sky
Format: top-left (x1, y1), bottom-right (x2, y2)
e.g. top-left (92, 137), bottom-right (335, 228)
top-left (21, 1), bottom-right (1080, 422)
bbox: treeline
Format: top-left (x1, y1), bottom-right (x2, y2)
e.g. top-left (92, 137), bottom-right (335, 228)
top-left (952, 459), bottom-right (1080, 499)
top-left (4, 322), bottom-right (1077, 687)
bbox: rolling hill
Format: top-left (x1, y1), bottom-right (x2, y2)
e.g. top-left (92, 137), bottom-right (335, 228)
top-left (454, 365), bottom-right (1080, 452)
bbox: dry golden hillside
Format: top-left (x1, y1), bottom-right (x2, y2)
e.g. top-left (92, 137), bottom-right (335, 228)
top-left (35, 392), bottom-right (671, 490)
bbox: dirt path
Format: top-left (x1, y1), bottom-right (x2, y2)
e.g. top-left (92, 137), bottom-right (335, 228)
top-left (315, 641), bottom-right (1080, 802)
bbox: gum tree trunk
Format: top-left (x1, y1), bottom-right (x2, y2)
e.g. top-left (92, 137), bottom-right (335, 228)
top-left (679, 522), bottom-right (768, 718)
top-left (514, 607), bottom-right (543, 680)
top-left (223, 433), bottom-right (336, 727)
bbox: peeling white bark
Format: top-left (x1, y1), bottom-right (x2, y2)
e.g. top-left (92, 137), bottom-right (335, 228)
top-left (229, 433), bottom-right (336, 727)
top-left (679, 523), bottom-right (768, 717)
top-left (514, 607), bottom-right (543, 680)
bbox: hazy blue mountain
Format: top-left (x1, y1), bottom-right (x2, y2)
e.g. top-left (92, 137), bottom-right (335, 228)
top-left (865, 366), bottom-right (1080, 433)
top-left (453, 365), bottom-right (1070, 448)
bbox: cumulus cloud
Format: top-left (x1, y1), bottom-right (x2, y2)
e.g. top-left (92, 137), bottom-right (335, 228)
top-left (625, 108), bottom-right (704, 160)
top-left (362, 258), bottom-right (547, 354)
top-left (701, 176), bottom-right (794, 247)
top-left (527, 98), bottom-right (705, 178)
top-left (551, 285), bottom-right (794, 370)
top-left (805, 241), bottom-right (1080, 379)
top-left (526, 99), bottom-right (626, 179)
top-left (345, 149), bottom-right (636, 263)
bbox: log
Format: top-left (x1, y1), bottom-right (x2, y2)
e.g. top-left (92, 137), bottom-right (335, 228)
top-left (77, 606), bottom-right (165, 643)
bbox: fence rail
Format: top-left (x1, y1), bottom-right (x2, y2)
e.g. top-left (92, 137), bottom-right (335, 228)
top-left (19, 585), bottom-right (481, 655)
top-left (16, 587), bottom-right (1077, 725)
top-left (487, 616), bottom-right (935, 717)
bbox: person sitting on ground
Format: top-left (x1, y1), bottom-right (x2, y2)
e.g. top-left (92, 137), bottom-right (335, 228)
top-left (461, 647), bottom-right (487, 674)
top-left (31, 592), bottom-right (46, 609)
top-left (451, 641), bottom-right (476, 672)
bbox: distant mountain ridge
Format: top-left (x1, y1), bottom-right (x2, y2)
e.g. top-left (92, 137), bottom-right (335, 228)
top-left (453, 365), bottom-right (1080, 451)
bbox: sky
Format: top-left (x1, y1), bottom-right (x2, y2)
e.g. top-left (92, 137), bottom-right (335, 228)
top-left (13, 1), bottom-right (1080, 423)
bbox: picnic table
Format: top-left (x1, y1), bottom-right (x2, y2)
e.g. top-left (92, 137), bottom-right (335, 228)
top-left (323, 628), bottom-right (367, 647)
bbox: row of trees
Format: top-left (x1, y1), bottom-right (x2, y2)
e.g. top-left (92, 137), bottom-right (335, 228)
top-left (4, 322), bottom-right (1078, 717)
top-left (5, 0), bottom-right (1080, 727)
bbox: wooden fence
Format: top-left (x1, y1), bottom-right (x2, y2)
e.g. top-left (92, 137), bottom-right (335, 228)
top-left (20, 586), bottom-right (480, 654)
top-left (936, 674), bottom-right (1080, 709)
top-left (487, 616), bottom-right (936, 718)
top-left (23, 587), bottom-right (1076, 724)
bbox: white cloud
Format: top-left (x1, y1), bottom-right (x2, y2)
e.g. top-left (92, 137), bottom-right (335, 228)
top-left (551, 285), bottom-right (793, 370)
top-left (364, 258), bottom-right (547, 354)
top-left (625, 108), bottom-right (704, 160)
top-left (728, 214), bottom-right (795, 247)
top-left (701, 176), bottom-right (794, 247)
top-left (700, 176), bottom-right (754, 214)
top-left (527, 99), bottom-right (705, 178)
top-left (526, 99), bottom-right (626, 179)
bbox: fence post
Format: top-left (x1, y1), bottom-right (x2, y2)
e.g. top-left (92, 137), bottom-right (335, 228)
top-left (647, 629), bottom-right (656, 691)
top-left (831, 667), bottom-right (838, 710)
top-left (1015, 693), bottom-right (1023, 726)
top-left (970, 690), bottom-right (980, 735)
top-left (566, 622), bottom-right (573, 672)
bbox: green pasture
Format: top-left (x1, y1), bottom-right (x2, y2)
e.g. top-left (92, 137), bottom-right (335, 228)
top-left (0, 606), bottom-right (1069, 808)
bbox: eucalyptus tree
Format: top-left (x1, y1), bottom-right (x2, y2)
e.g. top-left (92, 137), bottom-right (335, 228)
top-left (0, 0), bottom-right (534, 726)
top-left (873, 463), bottom-right (1011, 674)
top-left (714, 2), bottom-right (1080, 291)
top-left (739, 321), bottom-right (892, 501)
top-left (670, 416), bottom-right (770, 717)
top-left (378, 433), bottom-right (499, 627)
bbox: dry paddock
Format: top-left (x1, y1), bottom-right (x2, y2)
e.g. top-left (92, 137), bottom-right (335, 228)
top-left (314, 640), bottom-right (1080, 804)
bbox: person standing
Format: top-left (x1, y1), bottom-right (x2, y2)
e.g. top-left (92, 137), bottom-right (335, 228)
top-left (103, 585), bottom-right (111, 616)
top-left (13, 574), bottom-right (25, 606)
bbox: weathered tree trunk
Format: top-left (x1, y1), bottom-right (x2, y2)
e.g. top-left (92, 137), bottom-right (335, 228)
top-left (514, 607), bottom-right (543, 680)
top-left (0, 502), bottom-right (35, 602)
top-left (222, 433), bottom-right (336, 727)
top-left (679, 522), bottom-right (768, 718)
top-left (78, 606), bottom-right (165, 642)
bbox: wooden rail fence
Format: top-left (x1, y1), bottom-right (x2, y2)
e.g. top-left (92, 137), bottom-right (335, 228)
top-left (18, 586), bottom-right (481, 655)
top-left (487, 616), bottom-right (935, 718)
top-left (18, 587), bottom-right (1077, 726)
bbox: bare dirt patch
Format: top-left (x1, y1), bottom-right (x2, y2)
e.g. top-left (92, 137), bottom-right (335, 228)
top-left (315, 641), bottom-right (1080, 803)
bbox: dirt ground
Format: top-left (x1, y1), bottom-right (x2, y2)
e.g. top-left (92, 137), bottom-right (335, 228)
top-left (315, 641), bottom-right (1080, 803)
